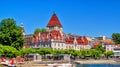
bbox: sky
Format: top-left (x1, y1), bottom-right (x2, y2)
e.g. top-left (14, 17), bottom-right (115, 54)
top-left (0, 0), bottom-right (120, 37)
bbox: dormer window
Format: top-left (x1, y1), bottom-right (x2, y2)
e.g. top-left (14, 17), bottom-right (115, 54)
top-left (58, 27), bottom-right (60, 30)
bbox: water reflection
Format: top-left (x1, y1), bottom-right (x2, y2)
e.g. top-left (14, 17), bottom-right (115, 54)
top-left (76, 64), bottom-right (120, 67)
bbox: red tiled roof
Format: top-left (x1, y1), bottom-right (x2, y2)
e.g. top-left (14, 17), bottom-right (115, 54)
top-left (47, 13), bottom-right (62, 27)
top-left (92, 42), bottom-right (100, 48)
top-left (33, 30), bottom-right (62, 42)
top-left (83, 36), bottom-right (89, 45)
top-left (101, 40), bottom-right (113, 44)
top-left (65, 36), bottom-right (89, 45)
top-left (77, 36), bottom-right (84, 44)
top-left (65, 37), bottom-right (74, 44)
top-left (33, 30), bottom-right (89, 45)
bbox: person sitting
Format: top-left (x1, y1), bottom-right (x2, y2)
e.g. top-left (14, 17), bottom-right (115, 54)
top-left (8, 58), bottom-right (16, 67)
top-left (20, 58), bottom-right (25, 64)
top-left (1, 57), bottom-right (5, 62)
top-left (1, 57), bottom-right (9, 66)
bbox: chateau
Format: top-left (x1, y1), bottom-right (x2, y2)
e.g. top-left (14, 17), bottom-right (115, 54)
top-left (30, 13), bottom-right (91, 50)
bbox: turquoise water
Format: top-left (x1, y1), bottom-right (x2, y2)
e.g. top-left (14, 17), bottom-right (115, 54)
top-left (76, 64), bottom-right (120, 67)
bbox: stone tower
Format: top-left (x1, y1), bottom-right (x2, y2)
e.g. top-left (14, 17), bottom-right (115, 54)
top-left (46, 13), bottom-right (63, 34)
top-left (21, 23), bottom-right (25, 35)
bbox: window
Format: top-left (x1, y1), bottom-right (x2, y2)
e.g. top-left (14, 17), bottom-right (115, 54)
top-left (55, 43), bottom-right (56, 46)
top-left (58, 44), bottom-right (60, 47)
top-left (47, 45), bottom-right (49, 47)
top-left (41, 45), bottom-right (43, 47)
top-left (58, 27), bottom-right (60, 30)
top-left (62, 44), bottom-right (63, 47)
top-left (66, 46), bottom-right (68, 48)
top-left (72, 46), bottom-right (74, 48)
top-left (46, 44), bottom-right (48, 47)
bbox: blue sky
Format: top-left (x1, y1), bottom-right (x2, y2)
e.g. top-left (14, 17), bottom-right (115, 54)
top-left (0, 0), bottom-right (120, 37)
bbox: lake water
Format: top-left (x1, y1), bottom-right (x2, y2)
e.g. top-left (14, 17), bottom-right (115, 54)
top-left (76, 64), bottom-right (120, 67)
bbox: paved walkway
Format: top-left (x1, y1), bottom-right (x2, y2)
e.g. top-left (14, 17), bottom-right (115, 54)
top-left (17, 64), bottom-right (47, 67)
top-left (16, 61), bottom-right (47, 67)
top-left (75, 59), bottom-right (117, 64)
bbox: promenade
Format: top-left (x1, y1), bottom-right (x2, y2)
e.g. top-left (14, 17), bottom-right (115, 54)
top-left (1, 59), bottom-right (119, 67)
top-left (16, 61), bottom-right (72, 67)
top-left (75, 59), bottom-right (117, 64)
top-left (16, 60), bottom-right (119, 67)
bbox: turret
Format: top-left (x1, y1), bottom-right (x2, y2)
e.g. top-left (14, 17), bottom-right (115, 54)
top-left (46, 13), bottom-right (63, 33)
top-left (21, 23), bottom-right (25, 35)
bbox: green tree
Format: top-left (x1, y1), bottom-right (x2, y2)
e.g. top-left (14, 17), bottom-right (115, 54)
top-left (0, 44), bottom-right (3, 55)
top-left (96, 43), bottom-right (105, 53)
top-left (20, 48), bottom-right (37, 57)
top-left (88, 49), bottom-right (94, 58)
top-left (104, 51), bottom-right (114, 59)
top-left (52, 49), bottom-right (58, 55)
top-left (57, 50), bottom-right (65, 54)
top-left (93, 50), bottom-right (102, 59)
top-left (80, 50), bottom-right (87, 57)
top-left (37, 48), bottom-right (52, 55)
top-left (41, 28), bottom-right (46, 33)
top-left (34, 28), bottom-right (41, 34)
top-left (0, 45), bottom-right (20, 58)
top-left (64, 49), bottom-right (70, 54)
top-left (0, 18), bottom-right (24, 50)
top-left (68, 49), bottom-right (80, 56)
top-left (37, 48), bottom-right (52, 59)
top-left (34, 28), bottom-right (46, 34)
top-left (20, 49), bottom-right (27, 57)
top-left (112, 33), bottom-right (120, 44)
top-left (25, 48), bottom-right (36, 54)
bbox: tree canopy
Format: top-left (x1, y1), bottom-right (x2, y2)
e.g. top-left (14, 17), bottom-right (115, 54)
top-left (0, 45), bottom-right (20, 58)
top-left (34, 28), bottom-right (46, 34)
top-left (0, 46), bottom-right (114, 59)
top-left (0, 18), bottom-right (24, 50)
top-left (104, 51), bottom-right (114, 59)
top-left (37, 48), bottom-right (52, 55)
top-left (112, 33), bottom-right (120, 44)
top-left (95, 43), bottom-right (105, 53)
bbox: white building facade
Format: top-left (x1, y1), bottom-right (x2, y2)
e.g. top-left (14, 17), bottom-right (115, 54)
top-left (30, 13), bottom-right (91, 50)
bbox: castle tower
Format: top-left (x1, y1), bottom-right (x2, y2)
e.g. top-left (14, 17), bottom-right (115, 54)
top-left (21, 23), bottom-right (25, 35)
top-left (46, 13), bottom-right (63, 33)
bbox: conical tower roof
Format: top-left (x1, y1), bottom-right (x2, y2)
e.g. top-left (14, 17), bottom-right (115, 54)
top-left (47, 13), bottom-right (62, 27)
